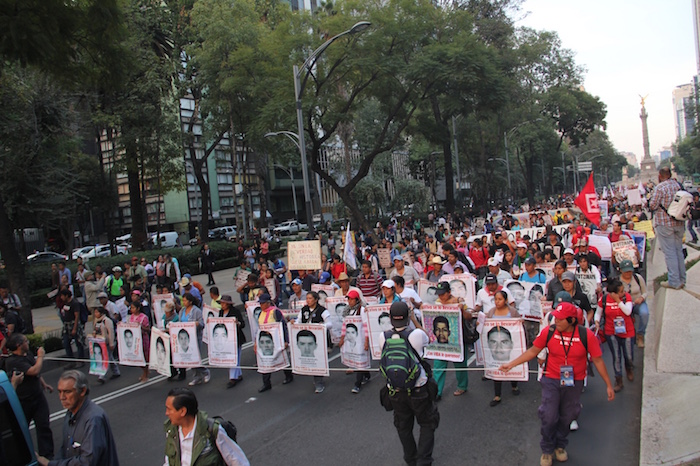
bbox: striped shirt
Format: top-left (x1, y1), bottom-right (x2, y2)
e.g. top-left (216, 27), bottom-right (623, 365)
top-left (648, 179), bottom-right (684, 227)
top-left (356, 272), bottom-right (383, 297)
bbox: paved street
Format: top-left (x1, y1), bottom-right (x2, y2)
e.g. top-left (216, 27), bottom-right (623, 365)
top-left (32, 268), bottom-right (642, 466)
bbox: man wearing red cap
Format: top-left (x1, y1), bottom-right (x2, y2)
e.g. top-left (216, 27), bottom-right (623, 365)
top-left (499, 302), bottom-right (614, 466)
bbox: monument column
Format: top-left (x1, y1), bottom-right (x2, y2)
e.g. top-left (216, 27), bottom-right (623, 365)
top-left (639, 97), bottom-right (657, 183)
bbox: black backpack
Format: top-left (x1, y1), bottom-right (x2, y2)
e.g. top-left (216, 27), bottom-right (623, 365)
top-left (7, 309), bottom-right (26, 335)
top-left (379, 329), bottom-right (424, 391)
top-left (207, 416), bottom-right (238, 442)
top-left (78, 301), bottom-right (90, 324)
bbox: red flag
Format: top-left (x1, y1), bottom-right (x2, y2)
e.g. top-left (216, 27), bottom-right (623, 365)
top-left (574, 172), bottom-right (601, 226)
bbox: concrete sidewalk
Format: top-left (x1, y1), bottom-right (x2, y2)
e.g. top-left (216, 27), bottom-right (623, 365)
top-left (640, 240), bottom-right (700, 466)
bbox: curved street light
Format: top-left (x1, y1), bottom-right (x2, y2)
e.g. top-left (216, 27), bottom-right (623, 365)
top-left (292, 21), bottom-right (371, 238)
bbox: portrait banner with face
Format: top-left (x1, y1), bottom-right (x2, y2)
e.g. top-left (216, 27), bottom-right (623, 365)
top-left (325, 297), bottom-right (349, 344)
top-left (149, 328), bottom-right (171, 377)
top-left (246, 300), bottom-right (262, 338)
top-left (169, 322), bottom-right (201, 368)
top-left (117, 322), bottom-right (145, 367)
top-left (481, 318), bottom-right (528, 381)
top-left (88, 337), bottom-right (108, 377)
top-left (341, 316), bottom-right (371, 369)
top-left (207, 317), bottom-right (238, 367)
top-left (256, 322), bottom-right (289, 373)
top-left (418, 279), bottom-right (439, 305)
top-left (378, 248), bottom-right (392, 269)
top-left (538, 262), bottom-right (557, 281)
top-left (612, 238), bottom-right (639, 267)
top-left (504, 280), bottom-right (545, 322)
top-left (264, 278), bottom-right (277, 301)
top-left (289, 323), bottom-right (329, 376)
top-left (235, 269), bottom-right (251, 291)
top-left (576, 271), bottom-right (598, 308)
top-left (599, 200), bottom-right (609, 221)
top-left (421, 305), bottom-right (464, 362)
top-left (439, 274), bottom-right (476, 309)
top-left (311, 284), bottom-right (336, 307)
top-left (287, 240), bottom-right (322, 271)
top-left (365, 304), bottom-right (393, 360)
top-left (624, 229), bottom-right (647, 262)
top-left (201, 304), bottom-right (218, 345)
top-left (151, 293), bottom-right (173, 330)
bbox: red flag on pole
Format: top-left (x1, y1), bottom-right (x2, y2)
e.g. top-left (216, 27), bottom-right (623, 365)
top-left (574, 172), bottom-right (600, 226)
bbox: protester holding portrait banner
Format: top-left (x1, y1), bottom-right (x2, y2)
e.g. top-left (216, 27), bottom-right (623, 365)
top-left (201, 304), bottom-right (218, 345)
top-left (365, 304), bottom-right (393, 360)
top-left (207, 318), bottom-right (239, 367)
top-left (151, 293), bottom-right (173, 329)
top-left (117, 322), bottom-right (145, 367)
top-left (92, 306), bottom-right (120, 383)
top-left (169, 322), bottom-right (202, 369)
top-left (421, 305), bottom-right (464, 362)
top-left (289, 323), bottom-right (329, 382)
top-left (339, 290), bottom-right (372, 393)
top-left (217, 295), bottom-right (246, 388)
top-left (325, 296), bottom-right (348, 345)
top-left (149, 328), bottom-right (171, 377)
top-left (438, 273), bottom-right (477, 309)
top-left (88, 337), bottom-right (108, 378)
top-left (293, 291), bottom-right (332, 393)
top-left (177, 293), bottom-right (210, 386)
top-left (255, 294), bottom-right (294, 392)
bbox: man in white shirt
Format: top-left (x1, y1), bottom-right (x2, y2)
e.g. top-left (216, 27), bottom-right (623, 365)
top-left (474, 274), bottom-right (514, 314)
top-left (390, 255), bottom-right (420, 290)
top-left (164, 388), bottom-right (249, 466)
top-left (487, 257), bottom-right (511, 285)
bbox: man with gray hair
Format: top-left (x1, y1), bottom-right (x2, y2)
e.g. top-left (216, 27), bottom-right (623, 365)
top-left (37, 370), bottom-right (119, 466)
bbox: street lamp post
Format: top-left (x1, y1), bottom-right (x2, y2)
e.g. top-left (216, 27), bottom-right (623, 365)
top-left (274, 164), bottom-right (299, 219)
top-left (502, 118), bottom-right (541, 200)
top-left (293, 21), bottom-right (370, 238)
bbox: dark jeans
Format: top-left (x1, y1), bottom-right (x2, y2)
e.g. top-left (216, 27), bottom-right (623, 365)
top-left (354, 370), bottom-right (370, 387)
top-left (21, 394), bottom-right (54, 458)
top-left (606, 335), bottom-right (634, 377)
top-left (538, 377), bottom-right (583, 454)
top-left (262, 370), bottom-right (293, 387)
top-left (61, 325), bottom-right (85, 360)
top-left (390, 384), bottom-right (440, 466)
top-left (494, 380), bottom-right (518, 397)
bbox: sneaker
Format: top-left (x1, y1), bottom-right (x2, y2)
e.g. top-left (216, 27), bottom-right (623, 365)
top-left (362, 374), bottom-right (371, 383)
top-left (540, 453), bottom-right (553, 466)
top-left (226, 379), bottom-right (238, 388)
top-left (315, 385), bottom-right (325, 394)
top-left (110, 373), bottom-right (121, 380)
top-left (351, 385), bottom-right (361, 394)
top-left (554, 448), bottom-right (568, 462)
top-left (258, 385), bottom-right (272, 393)
top-left (188, 377), bottom-right (203, 386)
top-left (203, 373), bottom-right (211, 384)
top-left (570, 420), bottom-right (579, 431)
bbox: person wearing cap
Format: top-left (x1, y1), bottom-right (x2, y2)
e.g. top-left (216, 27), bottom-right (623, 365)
top-left (487, 257), bottom-right (511, 286)
top-left (183, 273), bottom-right (206, 296)
top-left (179, 277), bottom-right (202, 306)
top-left (426, 255), bottom-right (448, 283)
top-left (545, 260), bottom-right (582, 302)
top-left (595, 279), bottom-right (635, 392)
top-left (432, 281), bottom-right (472, 399)
top-left (337, 290), bottom-right (372, 393)
top-left (500, 301), bottom-right (614, 466)
top-left (106, 267), bottom-right (125, 302)
top-left (379, 301), bottom-right (438, 466)
top-left (130, 256), bottom-right (148, 283)
top-left (287, 278), bottom-right (308, 310)
top-left (558, 271), bottom-right (593, 323)
top-left (356, 260), bottom-right (383, 298)
top-left (519, 257), bottom-right (546, 284)
top-left (237, 273), bottom-right (262, 304)
top-left (512, 242), bottom-right (531, 278)
top-left (390, 254), bottom-right (420, 290)
top-left (334, 272), bottom-right (364, 301)
top-left (97, 292), bottom-right (120, 323)
top-left (562, 248), bottom-right (577, 268)
top-left (256, 293), bottom-right (293, 392)
top-left (617, 259), bottom-right (648, 347)
top-left (179, 292), bottom-right (210, 386)
top-left (215, 295), bottom-right (246, 387)
top-left (83, 270), bottom-right (105, 312)
top-left (573, 237), bottom-right (602, 269)
top-left (379, 280), bottom-right (401, 304)
top-left (474, 274), bottom-right (514, 315)
top-left (295, 291), bottom-right (331, 393)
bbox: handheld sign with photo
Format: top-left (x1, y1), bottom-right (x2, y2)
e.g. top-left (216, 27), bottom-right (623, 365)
top-left (341, 316), bottom-right (370, 369)
top-left (624, 229), bottom-right (647, 262)
top-left (311, 284), bottom-right (336, 307)
top-left (421, 305), bottom-right (464, 363)
top-left (289, 323), bottom-right (329, 376)
top-left (264, 278), bottom-right (277, 301)
top-left (287, 240), bottom-right (322, 271)
top-left (256, 322), bottom-right (289, 373)
top-left (418, 279), bottom-right (439, 305)
top-left (365, 304), bottom-right (393, 360)
top-left (439, 274), bottom-right (477, 309)
top-left (504, 280), bottom-right (546, 322)
top-left (207, 317), bottom-right (239, 367)
top-left (480, 318), bottom-right (528, 381)
top-left (151, 293), bottom-right (173, 329)
top-left (149, 328), bottom-right (171, 377)
top-left (88, 337), bottom-right (108, 377)
top-left (234, 269), bottom-right (251, 291)
top-left (378, 248), bottom-right (392, 269)
top-left (612, 238), bottom-right (639, 267)
top-left (201, 304), bottom-right (218, 344)
top-left (169, 322), bottom-right (201, 368)
top-left (117, 322), bottom-right (145, 367)
top-left (576, 271), bottom-right (599, 308)
top-left (245, 300), bottom-right (262, 338)
top-left (325, 297), bottom-right (349, 344)
top-left (280, 308), bottom-right (299, 321)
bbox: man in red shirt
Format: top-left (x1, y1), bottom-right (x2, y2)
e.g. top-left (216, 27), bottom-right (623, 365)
top-left (499, 302), bottom-right (614, 466)
top-left (468, 238), bottom-right (490, 278)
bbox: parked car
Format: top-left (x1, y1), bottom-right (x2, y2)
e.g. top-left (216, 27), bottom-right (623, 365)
top-left (26, 251), bottom-right (68, 264)
top-left (0, 370), bottom-right (38, 465)
top-left (273, 220), bottom-right (301, 236)
top-left (208, 226), bottom-right (237, 241)
top-left (72, 246), bottom-right (94, 260)
top-left (79, 244), bottom-right (128, 261)
top-left (149, 231), bottom-right (182, 249)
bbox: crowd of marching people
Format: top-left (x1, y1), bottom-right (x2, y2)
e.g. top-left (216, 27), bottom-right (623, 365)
top-left (1, 168), bottom-right (692, 466)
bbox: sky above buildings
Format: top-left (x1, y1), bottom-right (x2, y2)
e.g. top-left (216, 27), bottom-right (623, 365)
top-left (519, 0), bottom-right (696, 166)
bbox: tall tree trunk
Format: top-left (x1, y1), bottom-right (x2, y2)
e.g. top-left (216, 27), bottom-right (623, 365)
top-left (336, 187), bottom-right (376, 244)
top-left (193, 162), bottom-right (211, 242)
top-left (0, 200), bottom-right (34, 333)
top-left (430, 97), bottom-right (454, 213)
top-left (126, 141), bottom-right (147, 251)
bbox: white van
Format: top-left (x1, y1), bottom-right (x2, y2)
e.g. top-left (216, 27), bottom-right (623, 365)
top-left (150, 231), bottom-right (181, 249)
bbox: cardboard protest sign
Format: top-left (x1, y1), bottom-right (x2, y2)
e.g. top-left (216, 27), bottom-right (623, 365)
top-left (207, 317), bottom-right (239, 367)
top-left (481, 318), bottom-right (528, 381)
top-left (88, 338), bottom-right (108, 377)
top-left (287, 240), bottom-right (322, 271)
top-left (169, 322), bottom-right (201, 369)
top-left (289, 323), bottom-right (329, 376)
top-left (612, 238), bottom-right (639, 267)
top-left (422, 305), bottom-right (464, 362)
top-left (149, 328), bottom-right (171, 377)
top-left (117, 322), bottom-right (145, 367)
